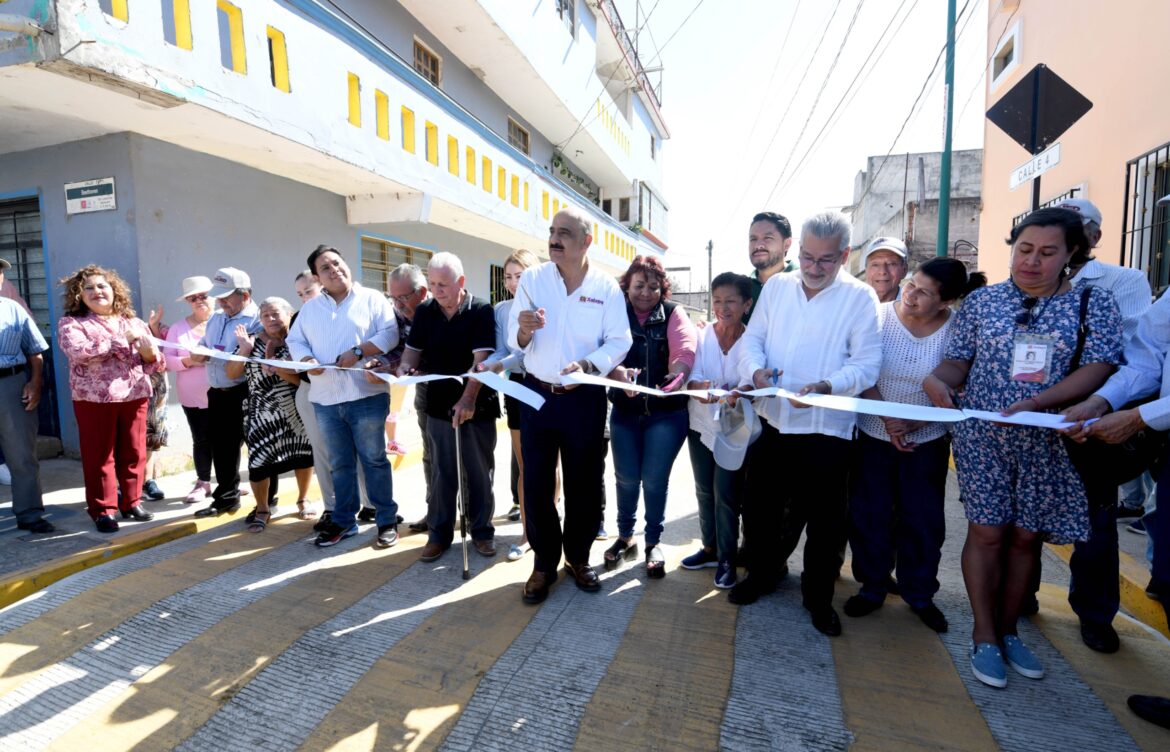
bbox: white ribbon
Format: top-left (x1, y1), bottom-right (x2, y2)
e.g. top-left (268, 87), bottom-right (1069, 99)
top-left (561, 371), bottom-right (1078, 430)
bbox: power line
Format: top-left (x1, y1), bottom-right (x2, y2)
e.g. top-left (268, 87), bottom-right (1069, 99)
top-left (765, 0), bottom-right (871, 203)
top-left (740, 0), bottom-right (805, 154)
top-left (644, 0), bottom-right (708, 67)
top-left (770, 0), bottom-right (919, 200)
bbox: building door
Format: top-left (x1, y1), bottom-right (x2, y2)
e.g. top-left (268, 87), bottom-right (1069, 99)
top-left (0, 197), bottom-right (60, 438)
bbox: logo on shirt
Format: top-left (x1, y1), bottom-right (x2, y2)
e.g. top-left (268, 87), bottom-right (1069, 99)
top-left (579, 296), bottom-right (604, 305)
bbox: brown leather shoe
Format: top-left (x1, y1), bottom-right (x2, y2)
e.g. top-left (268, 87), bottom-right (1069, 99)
top-left (419, 541), bottom-right (448, 562)
top-left (473, 538), bottom-right (497, 557)
top-left (522, 570), bottom-right (555, 604)
top-left (564, 561), bottom-right (601, 592)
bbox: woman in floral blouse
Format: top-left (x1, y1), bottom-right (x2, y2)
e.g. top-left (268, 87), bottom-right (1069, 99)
top-left (58, 265), bottom-right (163, 533)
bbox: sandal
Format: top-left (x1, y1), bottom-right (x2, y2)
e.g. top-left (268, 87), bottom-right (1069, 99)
top-left (297, 499), bottom-right (318, 520)
top-left (646, 544), bottom-right (666, 579)
top-left (603, 538), bottom-right (638, 571)
top-left (247, 510), bottom-right (270, 534)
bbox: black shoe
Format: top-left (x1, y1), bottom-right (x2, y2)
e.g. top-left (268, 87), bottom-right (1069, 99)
top-left (1116, 504), bottom-right (1145, 519)
top-left (194, 501), bottom-right (240, 518)
top-left (1128, 694), bottom-right (1170, 730)
top-left (16, 518), bottom-right (55, 534)
top-left (911, 602), bottom-right (949, 633)
top-left (1019, 596), bottom-right (1040, 616)
top-left (843, 594), bottom-right (882, 618)
top-left (507, 504), bottom-right (521, 521)
top-left (357, 507), bottom-right (376, 523)
top-left (121, 504), bottom-right (155, 521)
top-left (728, 575), bottom-right (777, 606)
top-left (375, 524), bottom-right (398, 549)
top-left (1080, 620), bottom-right (1120, 653)
top-left (95, 514), bottom-right (119, 533)
top-left (313, 510), bottom-right (334, 532)
top-left (808, 605), bottom-right (842, 637)
top-left (142, 479), bottom-right (166, 500)
top-left (408, 517), bottom-right (428, 533)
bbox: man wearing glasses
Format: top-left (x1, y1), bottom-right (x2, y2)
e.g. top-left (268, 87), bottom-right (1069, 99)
top-left (189, 267), bottom-right (259, 518)
top-left (733, 211), bottom-right (882, 637)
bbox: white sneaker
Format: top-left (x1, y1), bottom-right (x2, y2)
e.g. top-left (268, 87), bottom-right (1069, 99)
top-left (0, 464), bottom-right (11, 485)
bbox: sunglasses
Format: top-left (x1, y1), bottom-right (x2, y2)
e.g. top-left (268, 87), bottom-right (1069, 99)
top-left (186, 293), bottom-right (209, 303)
top-left (1015, 296), bottom-right (1039, 327)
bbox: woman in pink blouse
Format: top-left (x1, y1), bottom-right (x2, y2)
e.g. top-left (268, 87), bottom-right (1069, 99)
top-left (160, 276), bottom-right (214, 503)
top-left (57, 265), bottom-right (163, 533)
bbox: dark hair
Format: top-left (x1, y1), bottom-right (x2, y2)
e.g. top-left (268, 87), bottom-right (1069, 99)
top-left (60, 264), bottom-right (137, 318)
top-left (916, 258), bottom-right (986, 301)
top-left (307, 244), bottom-right (342, 275)
top-left (751, 211), bottom-right (792, 239)
top-left (1006, 208), bottom-right (1092, 268)
top-left (710, 271), bottom-right (752, 301)
top-left (619, 255), bottom-right (671, 298)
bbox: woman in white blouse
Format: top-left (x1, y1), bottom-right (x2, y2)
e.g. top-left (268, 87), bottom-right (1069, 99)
top-left (845, 258), bottom-right (985, 632)
top-left (680, 272), bottom-right (754, 589)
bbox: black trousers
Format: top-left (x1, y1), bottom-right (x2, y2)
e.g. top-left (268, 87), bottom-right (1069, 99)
top-left (207, 383), bottom-right (247, 507)
top-left (182, 405), bottom-right (213, 482)
top-left (744, 424), bottom-right (851, 608)
top-left (521, 381), bottom-right (607, 574)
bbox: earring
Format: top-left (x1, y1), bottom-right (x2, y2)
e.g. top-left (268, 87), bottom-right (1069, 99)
top-left (1063, 264), bottom-right (1071, 277)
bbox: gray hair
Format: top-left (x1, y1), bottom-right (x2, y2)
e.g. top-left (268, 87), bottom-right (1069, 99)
top-left (801, 211), bottom-right (852, 252)
top-left (427, 252), bottom-right (464, 281)
top-left (555, 205), bottom-right (593, 238)
top-left (388, 263), bottom-right (425, 291)
top-left (294, 269), bottom-right (314, 283)
top-left (259, 296), bottom-right (294, 316)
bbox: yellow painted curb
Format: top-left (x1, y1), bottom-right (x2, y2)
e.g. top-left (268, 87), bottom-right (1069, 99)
top-left (1046, 543), bottom-right (1169, 638)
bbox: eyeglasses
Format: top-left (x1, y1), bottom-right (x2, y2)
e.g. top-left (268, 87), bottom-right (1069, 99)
top-left (185, 294), bottom-right (209, 303)
top-left (389, 292), bottom-right (417, 304)
top-left (1016, 296), bottom-right (1039, 327)
top-left (798, 254), bottom-right (842, 269)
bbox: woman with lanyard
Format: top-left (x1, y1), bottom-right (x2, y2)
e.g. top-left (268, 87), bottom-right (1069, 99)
top-left (925, 208), bottom-right (1121, 688)
top-left (680, 272), bottom-right (753, 589)
top-left (846, 258), bottom-right (985, 633)
top-left (604, 255), bottom-right (696, 578)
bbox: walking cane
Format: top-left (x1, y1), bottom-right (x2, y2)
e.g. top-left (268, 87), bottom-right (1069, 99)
top-left (452, 409), bottom-right (471, 580)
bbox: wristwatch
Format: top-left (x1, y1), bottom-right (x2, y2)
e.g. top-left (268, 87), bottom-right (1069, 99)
top-left (351, 345), bottom-right (363, 359)
top-left (580, 360), bottom-right (598, 375)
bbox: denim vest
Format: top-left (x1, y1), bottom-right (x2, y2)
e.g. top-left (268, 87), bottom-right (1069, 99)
top-left (609, 299), bottom-right (687, 415)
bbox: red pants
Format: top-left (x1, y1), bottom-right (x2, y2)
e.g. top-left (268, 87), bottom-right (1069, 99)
top-left (73, 399), bottom-right (148, 520)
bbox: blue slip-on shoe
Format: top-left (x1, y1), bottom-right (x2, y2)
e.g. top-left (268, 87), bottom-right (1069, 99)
top-left (970, 642), bottom-right (1008, 688)
top-left (681, 547), bottom-right (719, 570)
top-left (714, 560), bottom-right (737, 589)
top-left (1002, 635), bottom-right (1044, 679)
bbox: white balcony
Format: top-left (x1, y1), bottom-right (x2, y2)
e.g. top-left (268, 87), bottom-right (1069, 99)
top-left (0, 0), bottom-right (660, 268)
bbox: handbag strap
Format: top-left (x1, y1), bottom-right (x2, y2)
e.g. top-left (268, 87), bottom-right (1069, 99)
top-left (1070, 285), bottom-right (1092, 370)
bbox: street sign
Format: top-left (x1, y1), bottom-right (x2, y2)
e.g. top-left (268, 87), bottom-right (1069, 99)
top-left (64, 177), bottom-right (116, 215)
top-left (1010, 143), bottom-right (1061, 191)
top-left (986, 65), bottom-right (1092, 155)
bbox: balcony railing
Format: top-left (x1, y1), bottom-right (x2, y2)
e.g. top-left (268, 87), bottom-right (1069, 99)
top-left (597, 0), bottom-right (663, 111)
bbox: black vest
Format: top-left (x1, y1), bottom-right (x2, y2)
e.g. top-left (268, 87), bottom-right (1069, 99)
top-left (609, 299), bottom-right (688, 415)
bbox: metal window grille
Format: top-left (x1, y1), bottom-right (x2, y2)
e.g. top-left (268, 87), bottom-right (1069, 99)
top-left (1121, 140), bottom-right (1170, 295)
top-left (1011, 186), bottom-right (1085, 227)
top-left (360, 237), bottom-right (433, 293)
top-left (489, 264), bottom-right (511, 305)
top-left (413, 41), bottom-right (440, 86)
top-left (556, 0), bottom-right (575, 34)
top-left (507, 119), bottom-right (530, 156)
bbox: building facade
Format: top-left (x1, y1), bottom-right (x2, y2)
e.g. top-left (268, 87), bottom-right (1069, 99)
top-left (978, 0), bottom-right (1170, 289)
top-left (0, 0), bottom-right (670, 453)
top-left (846, 149), bottom-right (983, 273)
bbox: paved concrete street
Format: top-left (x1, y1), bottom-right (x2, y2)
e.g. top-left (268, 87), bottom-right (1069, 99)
top-left (2, 429), bottom-right (1169, 751)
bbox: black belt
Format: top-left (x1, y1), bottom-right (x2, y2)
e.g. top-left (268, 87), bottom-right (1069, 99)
top-left (524, 374), bottom-right (571, 395)
top-left (0, 365), bottom-right (25, 379)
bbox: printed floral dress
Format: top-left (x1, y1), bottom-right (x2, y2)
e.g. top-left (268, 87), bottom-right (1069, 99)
top-left (946, 281), bottom-right (1121, 543)
top-left (241, 337), bottom-right (311, 475)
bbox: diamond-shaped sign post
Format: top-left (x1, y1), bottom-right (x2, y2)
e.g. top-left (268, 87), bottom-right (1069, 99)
top-left (987, 64), bottom-right (1093, 210)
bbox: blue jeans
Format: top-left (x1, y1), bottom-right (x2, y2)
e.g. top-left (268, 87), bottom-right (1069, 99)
top-left (686, 430), bottom-right (742, 562)
top-left (610, 407), bottom-right (689, 546)
top-left (313, 393), bottom-right (397, 529)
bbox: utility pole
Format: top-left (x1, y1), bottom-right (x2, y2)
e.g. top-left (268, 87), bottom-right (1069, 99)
top-left (937, 0), bottom-right (956, 257)
top-left (706, 239), bottom-right (713, 322)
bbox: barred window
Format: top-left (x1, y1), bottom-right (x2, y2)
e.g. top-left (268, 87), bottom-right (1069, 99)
top-left (508, 118), bottom-right (531, 156)
top-left (361, 237), bottom-right (433, 293)
top-left (413, 40), bottom-right (441, 86)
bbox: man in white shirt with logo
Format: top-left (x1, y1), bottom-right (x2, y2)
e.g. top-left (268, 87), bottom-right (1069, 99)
top-left (733, 211), bottom-right (882, 637)
top-left (507, 206), bottom-right (632, 604)
top-left (287, 245), bottom-right (400, 549)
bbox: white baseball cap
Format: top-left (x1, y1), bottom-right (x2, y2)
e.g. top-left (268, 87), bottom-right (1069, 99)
top-left (713, 398), bottom-right (762, 471)
top-left (1056, 198), bottom-right (1103, 226)
top-left (207, 267), bottom-right (252, 298)
top-left (862, 237), bottom-right (908, 266)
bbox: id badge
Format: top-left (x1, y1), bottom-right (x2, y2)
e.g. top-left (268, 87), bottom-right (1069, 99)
top-left (1011, 333), bottom-right (1054, 383)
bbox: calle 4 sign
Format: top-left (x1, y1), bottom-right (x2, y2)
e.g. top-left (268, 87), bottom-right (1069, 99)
top-left (1009, 143), bottom-right (1061, 191)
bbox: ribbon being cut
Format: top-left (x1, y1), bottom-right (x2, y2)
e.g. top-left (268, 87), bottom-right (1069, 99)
top-left (149, 336), bottom-right (547, 410)
top-left (559, 372), bottom-right (1081, 430)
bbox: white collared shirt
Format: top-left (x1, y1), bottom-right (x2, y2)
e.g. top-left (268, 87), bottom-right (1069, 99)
top-left (738, 270), bottom-right (882, 439)
top-left (688, 324), bottom-right (747, 451)
top-left (287, 283), bottom-right (399, 406)
top-left (1071, 259), bottom-right (1152, 347)
top-left (507, 261), bottom-right (631, 384)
